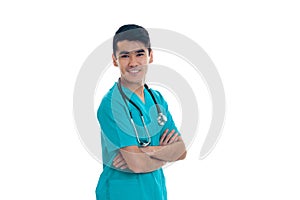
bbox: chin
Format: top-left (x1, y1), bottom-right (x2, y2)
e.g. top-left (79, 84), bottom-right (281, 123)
top-left (128, 79), bottom-right (144, 85)
top-left (123, 75), bottom-right (145, 84)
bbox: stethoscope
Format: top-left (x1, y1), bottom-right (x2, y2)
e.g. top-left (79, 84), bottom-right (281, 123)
top-left (117, 78), bottom-right (167, 147)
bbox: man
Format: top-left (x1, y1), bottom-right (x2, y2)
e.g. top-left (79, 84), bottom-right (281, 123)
top-left (96, 24), bottom-right (186, 200)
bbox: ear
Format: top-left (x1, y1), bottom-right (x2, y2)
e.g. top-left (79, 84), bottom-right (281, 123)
top-left (112, 54), bottom-right (118, 67)
top-left (149, 49), bottom-right (153, 63)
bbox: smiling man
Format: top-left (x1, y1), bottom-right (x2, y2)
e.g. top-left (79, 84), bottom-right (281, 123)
top-left (96, 24), bottom-right (186, 200)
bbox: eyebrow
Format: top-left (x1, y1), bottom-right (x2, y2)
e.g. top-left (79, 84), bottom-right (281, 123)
top-left (119, 49), bottom-right (145, 55)
top-left (135, 49), bottom-right (145, 53)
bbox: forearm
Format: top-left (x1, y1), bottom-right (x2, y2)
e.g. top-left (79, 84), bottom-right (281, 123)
top-left (140, 141), bottom-right (186, 162)
top-left (120, 147), bottom-right (166, 173)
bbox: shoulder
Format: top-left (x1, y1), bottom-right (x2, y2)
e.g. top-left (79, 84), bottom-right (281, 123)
top-left (99, 83), bottom-right (124, 105)
top-left (97, 83), bottom-right (121, 116)
top-left (99, 84), bottom-right (115, 107)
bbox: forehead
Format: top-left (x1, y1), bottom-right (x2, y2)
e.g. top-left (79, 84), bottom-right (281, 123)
top-left (116, 40), bottom-right (147, 54)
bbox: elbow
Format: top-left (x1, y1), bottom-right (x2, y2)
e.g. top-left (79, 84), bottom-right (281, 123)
top-left (180, 141), bottom-right (187, 160)
top-left (174, 142), bottom-right (187, 161)
top-left (172, 149), bottom-right (186, 161)
top-left (179, 150), bottom-right (187, 160)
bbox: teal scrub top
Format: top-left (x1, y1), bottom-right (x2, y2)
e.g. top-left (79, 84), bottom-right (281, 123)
top-left (96, 82), bottom-right (180, 200)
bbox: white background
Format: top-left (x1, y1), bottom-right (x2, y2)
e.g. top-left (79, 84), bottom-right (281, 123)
top-left (1, 0), bottom-right (300, 199)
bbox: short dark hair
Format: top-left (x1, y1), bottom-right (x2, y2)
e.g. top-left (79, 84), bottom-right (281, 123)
top-left (113, 24), bottom-right (151, 57)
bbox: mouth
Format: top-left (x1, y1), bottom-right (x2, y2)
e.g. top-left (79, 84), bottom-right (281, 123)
top-left (127, 68), bottom-right (142, 74)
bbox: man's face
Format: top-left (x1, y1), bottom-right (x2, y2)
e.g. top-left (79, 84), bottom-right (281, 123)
top-left (113, 40), bottom-right (153, 86)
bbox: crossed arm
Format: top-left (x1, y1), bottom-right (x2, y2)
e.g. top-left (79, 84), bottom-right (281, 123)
top-left (113, 129), bottom-right (187, 173)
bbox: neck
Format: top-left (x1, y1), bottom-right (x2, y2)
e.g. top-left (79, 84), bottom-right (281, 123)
top-left (120, 78), bottom-right (144, 97)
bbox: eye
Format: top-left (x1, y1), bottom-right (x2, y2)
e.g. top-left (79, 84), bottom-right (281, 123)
top-left (136, 53), bottom-right (145, 57)
top-left (120, 54), bottom-right (129, 58)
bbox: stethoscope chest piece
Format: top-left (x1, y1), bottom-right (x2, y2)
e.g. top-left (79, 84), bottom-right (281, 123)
top-left (157, 112), bottom-right (167, 126)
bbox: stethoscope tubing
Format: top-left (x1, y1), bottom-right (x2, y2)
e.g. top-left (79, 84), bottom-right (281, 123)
top-left (117, 78), bottom-right (166, 146)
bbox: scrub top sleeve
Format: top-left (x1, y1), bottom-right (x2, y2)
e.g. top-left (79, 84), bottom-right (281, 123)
top-left (97, 97), bottom-right (138, 151)
top-left (152, 90), bottom-right (181, 136)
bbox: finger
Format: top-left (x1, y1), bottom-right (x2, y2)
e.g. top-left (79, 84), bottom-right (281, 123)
top-left (163, 130), bottom-right (175, 145)
top-left (168, 133), bottom-right (179, 144)
top-left (113, 154), bottom-right (122, 163)
top-left (113, 157), bottom-right (126, 168)
top-left (113, 153), bottom-right (121, 162)
top-left (115, 160), bottom-right (127, 168)
top-left (162, 129), bottom-right (174, 145)
top-left (120, 164), bottom-right (128, 170)
top-left (113, 154), bottom-right (125, 167)
top-left (159, 129), bottom-right (169, 145)
top-left (160, 129), bottom-right (169, 145)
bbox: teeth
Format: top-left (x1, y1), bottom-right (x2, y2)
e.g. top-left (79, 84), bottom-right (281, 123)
top-left (128, 69), bottom-right (140, 73)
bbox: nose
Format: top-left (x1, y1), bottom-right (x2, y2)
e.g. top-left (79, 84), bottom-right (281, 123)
top-left (128, 54), bottom-right (139, 67)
